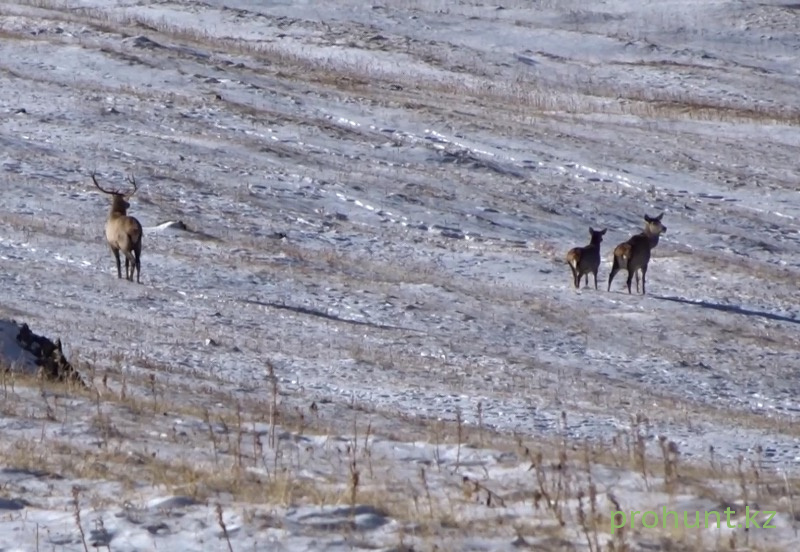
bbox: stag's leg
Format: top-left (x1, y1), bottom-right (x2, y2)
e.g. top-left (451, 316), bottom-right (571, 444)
top-left (124, 250), bottom-right (138, 282)
top-left (635, 270), bottom-right (640, 294)
top-left (133, 246), bottom-right (141, 284)
top-left (593, 269), bottom-right (598, 290)
top-left (626, 269), bottom-right (634, 294)
top-left (608, 256), bottom-right (620, 291)
top-left (110, 247), bottom-right (122, 279)
top-left (570, 265), bottom-right (579, 288)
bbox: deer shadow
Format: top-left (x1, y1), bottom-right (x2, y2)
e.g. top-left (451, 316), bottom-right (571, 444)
top-left (650, 295), bottom-right (799, 325)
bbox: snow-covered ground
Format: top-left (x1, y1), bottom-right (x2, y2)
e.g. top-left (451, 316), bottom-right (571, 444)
top-left (1, 0), bottom-right (800, 549)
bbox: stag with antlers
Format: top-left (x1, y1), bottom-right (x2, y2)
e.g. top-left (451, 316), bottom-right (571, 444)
top-left (92, 172), bottom-right (143, 283)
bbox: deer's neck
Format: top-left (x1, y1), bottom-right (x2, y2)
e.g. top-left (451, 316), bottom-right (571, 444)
top-left (644, 230), bottom-right (661, 248)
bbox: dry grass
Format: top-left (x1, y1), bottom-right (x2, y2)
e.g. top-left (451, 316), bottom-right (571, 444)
top-left (1, 361), bottom-right (797, 550)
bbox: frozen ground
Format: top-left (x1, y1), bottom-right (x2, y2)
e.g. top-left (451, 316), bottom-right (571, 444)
top-left (1, 0), bottom-right (800, 550)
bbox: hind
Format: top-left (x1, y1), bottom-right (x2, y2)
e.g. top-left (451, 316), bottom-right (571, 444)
top-left (566, 227), bottom-right (606, 289)
top-left (607, 213), bottom-right (666, 294)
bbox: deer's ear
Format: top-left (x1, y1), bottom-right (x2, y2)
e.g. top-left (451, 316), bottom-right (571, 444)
top-left (600, 228), bottom-right (607, 235)
top-left (589, 227), bottom-right (594, 233)
top-left (644, 214), bottom-right (653, 222)
top-left (655, 212), bottom-right (664, 221)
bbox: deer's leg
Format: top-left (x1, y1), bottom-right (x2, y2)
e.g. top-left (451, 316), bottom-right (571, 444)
top-left (134, 250), bottom-right (141, 284)
top-left (635, 270), bottom-right (640, 294)
top-left (570, 264), bottom-right (579, 288)
top-left (124, 250), bottom-right (138, 281)
top-left (608, 257), bottom-right (620, 291)
top-left (134, 241), bottom-right (142, 284)
top-left (593, 269), bottom-right (598, 290)
top-left (640, 265), bottom-right (647, 295)
top-left (626, 269), bottom-right (634, 294)
top-left (111, 247), bottom-right (122, 279)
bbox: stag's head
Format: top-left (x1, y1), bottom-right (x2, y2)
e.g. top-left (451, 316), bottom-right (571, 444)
top-left (92, 172), bottom-right (138, 216)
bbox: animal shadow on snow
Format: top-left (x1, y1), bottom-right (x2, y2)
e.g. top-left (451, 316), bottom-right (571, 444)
top-left (651, 295), bottom-right (799, 325)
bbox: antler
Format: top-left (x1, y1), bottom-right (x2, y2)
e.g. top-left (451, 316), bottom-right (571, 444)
top-left (125, 173), bottom-right (138, 198)
top-left (91, 172), bottom-right (119, 195)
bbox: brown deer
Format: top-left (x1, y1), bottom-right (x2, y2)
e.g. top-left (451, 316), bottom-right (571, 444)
top-left (92, 172), bottom-right (143, 283)
top-left (566, 227), bottom-right (607, 289)
top-left (607, 213), bottom-right (667, 294)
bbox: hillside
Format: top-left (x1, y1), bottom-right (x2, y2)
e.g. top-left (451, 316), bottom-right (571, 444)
top-left (1, 1), bottom-right (799, 550)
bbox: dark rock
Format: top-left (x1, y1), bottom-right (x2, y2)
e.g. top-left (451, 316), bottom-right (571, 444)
top-left (15, 323), bottom-right (85, 386)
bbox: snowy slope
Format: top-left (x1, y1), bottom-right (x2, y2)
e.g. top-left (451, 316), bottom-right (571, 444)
top-left (1, 0), bottom-right (800, 550)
